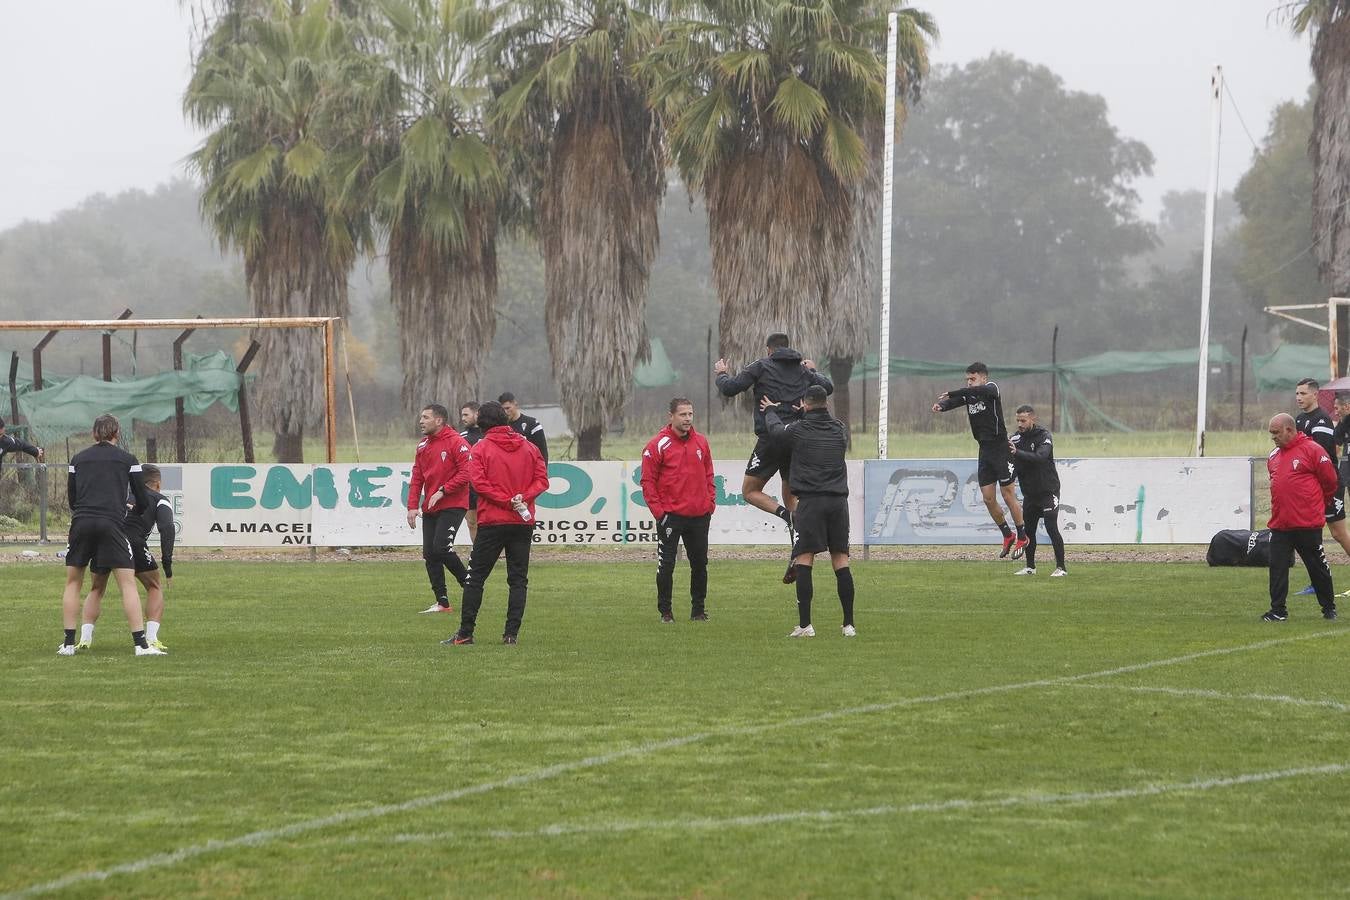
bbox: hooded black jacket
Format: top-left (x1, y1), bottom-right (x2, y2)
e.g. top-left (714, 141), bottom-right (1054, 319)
top-left (716, 348), bottom-right (834, 436)
top-left (1010, 424), bottom-right (1060, 500)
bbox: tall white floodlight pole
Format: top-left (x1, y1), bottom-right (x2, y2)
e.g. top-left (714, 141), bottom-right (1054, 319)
top-left (877, 12), bottom-right (898, 459)
top-left (1194, 65), bottom-right (1223, 458)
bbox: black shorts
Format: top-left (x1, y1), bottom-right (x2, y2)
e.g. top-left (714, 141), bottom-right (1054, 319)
top-left (792, 494), bottom-right (850, 556)
top-left (1023, 493), bottom-right (1060, 515)
top-left (91, 540), bottom-right (157, 576)
top-left (1326, 487), bottom-right (1346, 524)
top-left (467, 488), bottom-right (478, 511)
top-left (65, 517), bottom-right (134, 571)
top-left (745, 433), bottom-right (791, 482)
top-left (977, 441), bottom-right (1015, 488)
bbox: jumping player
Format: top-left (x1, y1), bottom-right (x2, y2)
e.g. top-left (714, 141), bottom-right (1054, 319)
top-left (714, 332), bottom-right (833, 583)
top-left (932, 362), bottom-right (1027, 558)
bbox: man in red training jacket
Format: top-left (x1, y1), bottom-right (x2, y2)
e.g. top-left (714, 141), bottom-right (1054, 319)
top-left (641, 398), bottom-right (716, 623)
top-left (408, 404), bottom-right (473, 615)
top-left (443, 400), bottom-right (550, 646)
top-left (1265, 412), bottom-right (1339, 622)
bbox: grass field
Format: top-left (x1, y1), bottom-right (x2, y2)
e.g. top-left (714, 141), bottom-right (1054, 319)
top-left (5, 558), bottom-right (1350, 898)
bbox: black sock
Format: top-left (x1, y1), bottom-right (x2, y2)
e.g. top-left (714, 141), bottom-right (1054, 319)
top-left (795, 565), bottom-right (813, 628)
top-left (1016, 523), bottom-right (1026, 540)
top-left (132, 630), bottom-right (147, 649)
top-left (64, 628), bottom-right (75, 647)
top-left (835, 567), bottom-right (855, 627)
top-left (999, 522), bottom-right (1013, 539)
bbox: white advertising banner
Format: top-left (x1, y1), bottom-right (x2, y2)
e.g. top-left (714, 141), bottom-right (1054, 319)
top-left (863, 457), bottom-right (1252, 545)
top-left (167, 461), bottom-right (866, 548)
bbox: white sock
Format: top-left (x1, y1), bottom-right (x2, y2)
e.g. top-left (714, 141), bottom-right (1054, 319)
top-left (80, 623), bottom-right (94, 643)
top-left (146, 621), bottom-right (160, 643)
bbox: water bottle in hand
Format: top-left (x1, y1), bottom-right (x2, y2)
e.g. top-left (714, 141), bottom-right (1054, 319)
top-left (512, 493), bottom-right (532, 522)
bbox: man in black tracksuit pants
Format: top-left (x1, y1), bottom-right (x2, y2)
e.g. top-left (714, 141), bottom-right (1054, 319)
top-left (933, 362), bottom-right (1027, 558)
top-left (715, 332), bottom-right (833, 583)
top-left (1009, 405), bottom-right (1066, 576)
top-left (762, 386), bottom-right (855, 638)
top-left (1294, 378), bottom-right (1350, 565)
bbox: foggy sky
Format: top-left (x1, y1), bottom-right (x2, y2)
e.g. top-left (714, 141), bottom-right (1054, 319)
top-left (0, 0), bottom-right (1313, 230)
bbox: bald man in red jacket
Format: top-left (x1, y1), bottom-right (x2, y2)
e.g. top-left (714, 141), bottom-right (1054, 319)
top-left (1265, 413), bottom-right (1339, 622)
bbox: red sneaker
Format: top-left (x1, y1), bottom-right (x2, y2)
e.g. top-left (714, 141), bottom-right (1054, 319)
top-left (1012, 537), bottom-right (1029, 560)
top-left (999, 534), bottom-right (1016, 558)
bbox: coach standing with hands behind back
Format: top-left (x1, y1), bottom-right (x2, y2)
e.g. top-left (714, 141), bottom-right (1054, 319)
top-left (1265, 412), bottom-right (1339, 622)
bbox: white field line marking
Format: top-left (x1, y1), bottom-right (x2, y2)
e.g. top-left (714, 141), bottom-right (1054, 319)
top-left (1066, 682), bottom-right (1350, 713)
top-left (368, 762), bottom-right (1350, 844)
top-left (6, 629), bottom-right (1342, 899)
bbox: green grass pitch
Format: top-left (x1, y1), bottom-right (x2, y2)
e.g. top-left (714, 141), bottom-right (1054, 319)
top-left (4, 558), bottom-right (1350, 898)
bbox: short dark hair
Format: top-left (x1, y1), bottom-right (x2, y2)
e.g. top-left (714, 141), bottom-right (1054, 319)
top-left (142, 464), bottom-right (162, 483)
top-left (1016, 404), bottom-right (1035, 415)
top-left (477, 400), bottom-right (508, 430)
top-left (93, 414), bottom-right (120, 443)
top-left (765, 333), bottom-right (790, 350)
top-left (422, 403), bottom-right (449, 421)
top-left (497, 391), bottom-right (517, 404)
top-left (1336, 393), bottom-right (1350, 404)
top-left (668, 397), bottom-right (692, 414)
top-left (1297, 377), bottom-right (1320, 390)
top-left (461, 401), bottom-right (480, 413)
top-left (966, 362), bottom-right (989, 376)
top-left (803, 385), bottom-right (829, 407)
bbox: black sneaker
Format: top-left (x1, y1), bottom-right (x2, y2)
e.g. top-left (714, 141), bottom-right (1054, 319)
top-left (782, 563), bottom-right (797, 585)
top-left (690, 612), bottom-right (709, 621)
top-left (1261, 610), bottom-right (1288, 622)
top-left (1324, 608), bottom-right (1338, 621)
top-left (502, 634), bottom-right (518, 644)
top-left (442, 632), bottom-right (474, 645)
top-left (660, 612), bottom-right (675, 623)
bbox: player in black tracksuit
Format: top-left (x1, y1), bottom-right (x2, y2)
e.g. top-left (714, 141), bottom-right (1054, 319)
top-left (1294, 378), bottom-right (1350, 564)
top-left (715, 332), bottom-right (833, 583)
top-left (762, 386), bottom-right (856, 638)
top-left (0, 416), bottom-right (44, 474)
top-left (498, 392), bottom-right (548, 462)
top-left (1009, 405), bottom-right (1066, 576)
top-left (460, 401), bottom-right (485, 540)
top-left (933, 362), bottom-right (1027, 558)
top-left (59, 414), bottom-right (159, 655)
top-left (82, 465), bottom-right (176, 650)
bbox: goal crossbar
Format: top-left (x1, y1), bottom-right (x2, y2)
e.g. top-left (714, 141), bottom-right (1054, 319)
top-left (0, 317), bottom-right (341, 462)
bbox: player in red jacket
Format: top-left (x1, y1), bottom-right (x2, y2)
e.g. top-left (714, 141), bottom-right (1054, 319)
top-left (641, 398), bottom-right (716, 623)
top-left (443, 400), bottom-right (550, 645)
top-left (408, 404), bottom-right (474, 614)
top-left (1265, 413), bottom-right (1339, 621)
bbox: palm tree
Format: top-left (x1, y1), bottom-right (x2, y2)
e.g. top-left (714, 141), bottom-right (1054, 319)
top-left (185, 0), bottom-right (374, 461)
top-left (483, 0), bottom-right (665, 459)
top-left (647, 0), bottom-right (932, 382)
top-left (368, 0), bottom-right (506, 414)
top-left (824, 8), bottom-right (934, 434)
top-left (1289, 3), bottom-right (1350, 304)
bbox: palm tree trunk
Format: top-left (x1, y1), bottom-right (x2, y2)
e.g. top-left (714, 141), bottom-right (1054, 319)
top-left (541, 113), bottom-right (662, 461)
top-left (1311, 14), bottom-right (1350, 294)
top-left (829, 356), bottom-right (854, 448)
top-left (390, 207), bottom-right (498, 415)
top-left (707, 141), bottom-right (850, 368)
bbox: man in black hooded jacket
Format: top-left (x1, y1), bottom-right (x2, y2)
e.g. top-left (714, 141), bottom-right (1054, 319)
top-left (715, 332), bottom-right (833, 581)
